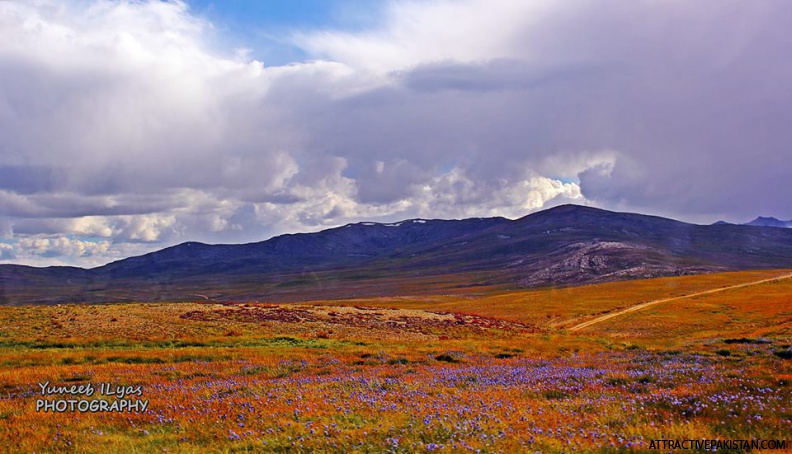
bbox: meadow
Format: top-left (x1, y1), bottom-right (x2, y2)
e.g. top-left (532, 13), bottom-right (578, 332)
top-left (0, 270), bottom-right (790, 452)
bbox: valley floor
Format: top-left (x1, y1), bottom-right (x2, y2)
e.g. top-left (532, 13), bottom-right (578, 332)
top-left (0, 270), bottom-right (790, 453)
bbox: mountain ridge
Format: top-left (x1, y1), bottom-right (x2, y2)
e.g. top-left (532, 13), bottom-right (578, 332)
top-left (713, 216), bottom-right (791, 228)
top-left (2, 204), bottom-right (792, 304)
top-left (744, 216), bottom-right (792, 228)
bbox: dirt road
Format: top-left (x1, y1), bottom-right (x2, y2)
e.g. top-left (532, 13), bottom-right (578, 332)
top-left (568, 272), bottom-right (792, 332)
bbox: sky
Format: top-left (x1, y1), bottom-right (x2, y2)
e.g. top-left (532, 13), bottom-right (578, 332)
top-left (1, 0), bottom-right (790, 267)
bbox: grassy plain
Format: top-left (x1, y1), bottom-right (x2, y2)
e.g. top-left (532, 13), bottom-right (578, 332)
top-left (0, 270), bottom-right (790, 452)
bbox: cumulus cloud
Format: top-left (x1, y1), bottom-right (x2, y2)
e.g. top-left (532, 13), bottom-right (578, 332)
top-left (4, 235), bottom-right (154, 268)
top-left (407, 168), bottom-right (583, 219)
top-left (1, 0), bottom-right (790, 266)
top-left (17, 236), bottom-right (110, 259)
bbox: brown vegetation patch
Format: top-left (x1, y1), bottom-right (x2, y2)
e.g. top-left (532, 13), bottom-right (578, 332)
top-left (180, 304), bottom-right (536, 339)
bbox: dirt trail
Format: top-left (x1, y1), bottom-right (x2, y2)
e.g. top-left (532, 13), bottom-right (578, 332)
top-left (568, 273), bottom-right (792, 332)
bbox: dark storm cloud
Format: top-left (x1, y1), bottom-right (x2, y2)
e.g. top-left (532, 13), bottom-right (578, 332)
top-left (0, 191), bottom-right (186, 218)
top-left (400, 59), bottom-right (591, 93)
top-left (355, 159), bottom-right (430, 204)
top-left (0, 166), bottom-right (60, 194)
top-left (300, 0), bottom-right (792, 221)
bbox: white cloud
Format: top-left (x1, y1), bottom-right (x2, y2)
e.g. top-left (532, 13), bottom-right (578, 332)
top-left (3, 236), bottom-right (156, 267)
top-left (0, 0), bottom-right (311, 197)
top-left (295, 0), bottom-right (548, 72)
top-left (408, 168), bottom-right (583, 219)
top-left (68, 217), bottom-right (117, 238)
top-left (17, 236), bottom-right (110, 258)
top-left (114, 214), bottom-right (177, 242)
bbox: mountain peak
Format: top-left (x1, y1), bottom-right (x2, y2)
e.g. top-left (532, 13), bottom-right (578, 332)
top-left (745, 217), bottom-right (792, 228)
top-left (538, 204), bottom-right (604, 213)
top-left (516, 204), bottom-right (608, 220)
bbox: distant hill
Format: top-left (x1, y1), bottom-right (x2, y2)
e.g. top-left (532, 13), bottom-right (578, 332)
top-left (2, 204), bottom-right (792, 304)
top-left (713, 216), bottom-right (792, 228)
top-left (744, 216), bottom-right (792, 228)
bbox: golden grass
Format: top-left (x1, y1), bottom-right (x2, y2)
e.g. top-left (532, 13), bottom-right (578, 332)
top-left (1, 270), bottom-right (790, 452)
top-left (307, 269), bottom-right (792, 328)
top-left (586, 275), bottom-right (792, 340)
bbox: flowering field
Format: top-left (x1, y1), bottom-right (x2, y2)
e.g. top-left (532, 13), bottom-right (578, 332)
top-left (0, 272), bottom-right (790, 453)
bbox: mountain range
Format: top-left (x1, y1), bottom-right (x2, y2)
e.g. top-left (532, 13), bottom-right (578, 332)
top-left (714, 216), bottom-right (792, 228)
top-left (744, 217), bottom-right (792, 228)
top-left (2, 204), bottom-right (792, 304)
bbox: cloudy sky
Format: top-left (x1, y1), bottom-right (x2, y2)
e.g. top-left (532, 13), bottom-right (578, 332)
top-left (1, 0), bottom-right (790, 267)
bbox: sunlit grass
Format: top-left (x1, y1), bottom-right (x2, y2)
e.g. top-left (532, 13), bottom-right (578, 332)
top-left (308, 269), bottom-right (792, 328)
